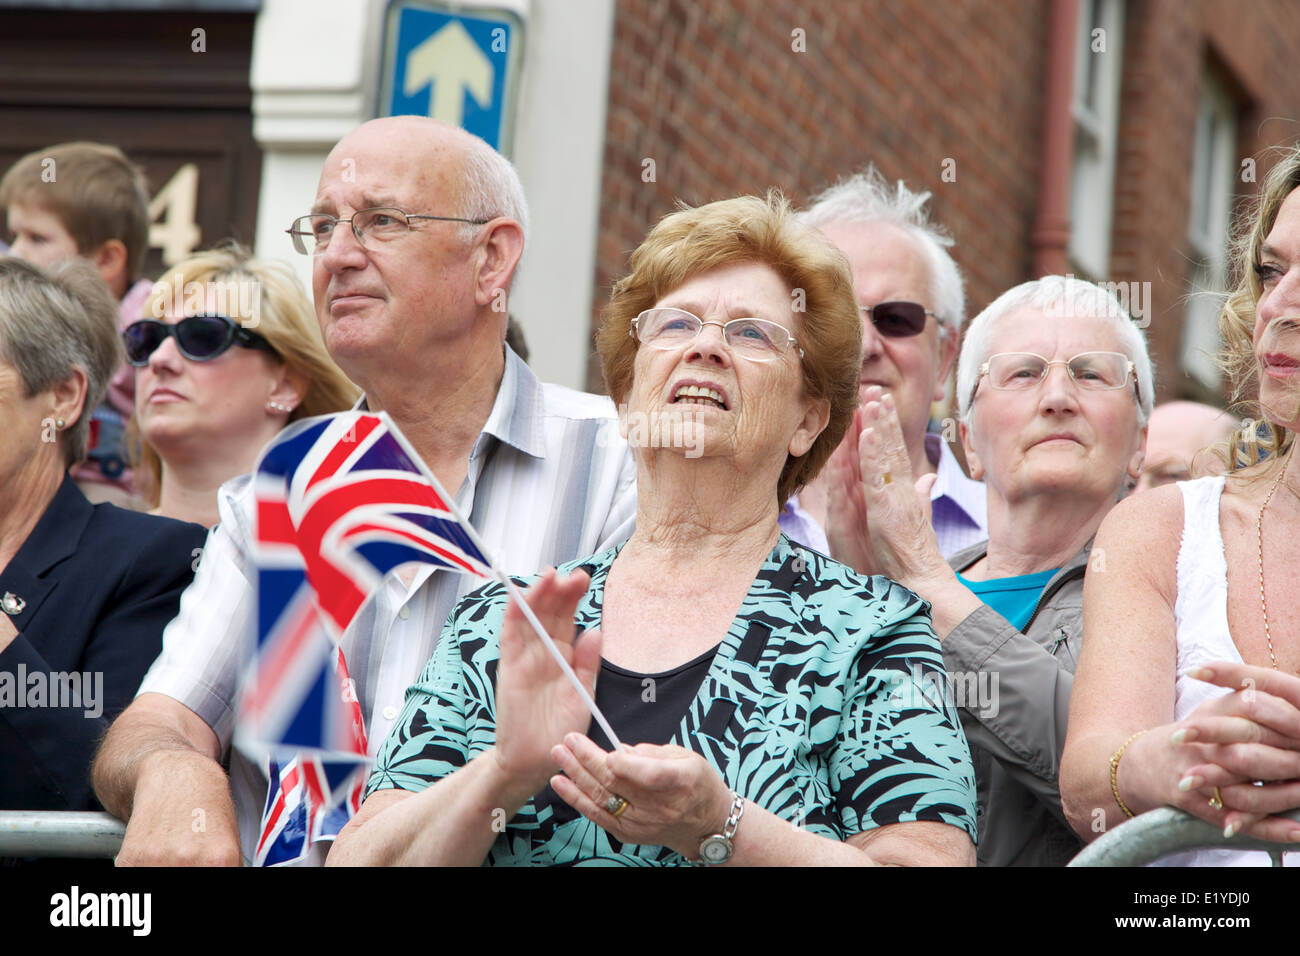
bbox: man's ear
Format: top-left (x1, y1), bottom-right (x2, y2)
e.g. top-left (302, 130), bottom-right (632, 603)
top-left (474, 220), bottom-right (525, 311)
top-left (89, 239), bottom-right (130, 298)
top-left (959, 417), bottom-right (984, 481)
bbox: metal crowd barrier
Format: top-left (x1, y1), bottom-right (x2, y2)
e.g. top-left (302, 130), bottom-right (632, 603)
top-left (0, 811), bottom-right (125, 859)
top-left (2, 806), bottom-right (1296, 864)
top-left (1069, 806), bottom-right (1300, 866)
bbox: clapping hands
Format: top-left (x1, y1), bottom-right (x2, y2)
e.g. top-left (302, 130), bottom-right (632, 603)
top-left (825, 386), bottom-right (949, 588)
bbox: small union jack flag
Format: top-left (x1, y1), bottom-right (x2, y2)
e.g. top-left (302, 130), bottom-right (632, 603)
top-left (241, 411), bottom-right (493, 865)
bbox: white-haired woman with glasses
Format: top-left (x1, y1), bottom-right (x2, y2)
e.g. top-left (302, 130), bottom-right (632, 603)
top-left (330, 193), bottom-right (977, 867)
top-left (829, 274), bottom-right (1152, 866)
top-left (127, 244), bottom-right (358, 527)
top-left (1062, 146), bottom-right (1300, 867)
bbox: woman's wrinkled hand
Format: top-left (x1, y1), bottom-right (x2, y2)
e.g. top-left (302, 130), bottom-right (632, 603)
top-left (492, 569), bottom-right (603, 794)
top-left (550, 734), bottom-right (733, 860)
top-left (1163, 662), bottom-right (1300, 843)
top-left (824, 404), bottom-right (879, 575)
top-left (855, 389), bottom-right (949, 588)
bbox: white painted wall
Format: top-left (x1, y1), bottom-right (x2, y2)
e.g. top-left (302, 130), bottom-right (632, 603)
top-left (248, 0), bottom-right (614, 392)
top-left (509, 0), bottom-right (615, 390)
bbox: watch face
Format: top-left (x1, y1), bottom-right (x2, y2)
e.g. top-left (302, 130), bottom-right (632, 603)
top-left (699, 835), bottom-right (733, 865)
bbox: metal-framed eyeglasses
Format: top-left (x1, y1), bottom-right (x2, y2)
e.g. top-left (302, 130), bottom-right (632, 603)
top-left (630, 307), bottom-right (803, 362)
top-left (968, 351), bottom-right (1139, 408)
top-left (286, 206), bottom-right (490, 256)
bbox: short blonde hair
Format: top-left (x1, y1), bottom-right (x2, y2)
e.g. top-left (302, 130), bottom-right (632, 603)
top-left (0, 257), bottom-right (121, 469)
top-left (1217, 144), bottom-right (1300, 470)
top-left (596, 192), bottom-right (862, 506)
top-left (130, 243), bottom-right (359, 504)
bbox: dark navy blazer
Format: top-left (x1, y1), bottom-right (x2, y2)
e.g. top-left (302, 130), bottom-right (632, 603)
top-left (0, 477), bottom-right (208, 811)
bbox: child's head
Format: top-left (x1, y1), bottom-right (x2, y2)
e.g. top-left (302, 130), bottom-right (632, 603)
top-left (1, 142), bottom-right (150, 297)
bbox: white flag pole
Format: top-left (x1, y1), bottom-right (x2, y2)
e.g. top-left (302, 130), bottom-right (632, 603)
top-left (377, 413), bottom-right (622, 750)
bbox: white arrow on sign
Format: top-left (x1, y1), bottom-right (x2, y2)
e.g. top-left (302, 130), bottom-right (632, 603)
top-left (403, 20), bottom-right (494, 126)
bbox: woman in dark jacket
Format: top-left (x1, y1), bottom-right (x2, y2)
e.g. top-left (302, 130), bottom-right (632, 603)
top-left (0, 258), bottom-right (205, 812)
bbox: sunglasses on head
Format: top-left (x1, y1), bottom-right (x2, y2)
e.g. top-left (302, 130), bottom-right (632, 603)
top-left (123, 315), bottom-right (276, 367)
top-left (861, 301), bottom-right (937, 337)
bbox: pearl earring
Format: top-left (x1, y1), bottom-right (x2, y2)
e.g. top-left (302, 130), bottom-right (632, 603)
top-left (267, 400), bottom-right (292, 413)
top-left (55, 418), bottom-right (66, 429)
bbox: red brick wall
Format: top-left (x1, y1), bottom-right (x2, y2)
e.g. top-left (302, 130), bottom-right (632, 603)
top-left (590, 0), bottom-right (1300, 402)
top-left (1112, 0), bottom-right (1300, 400)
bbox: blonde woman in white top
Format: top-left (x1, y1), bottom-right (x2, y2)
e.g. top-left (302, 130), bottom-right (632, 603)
top-left (1061, 146), bottom-right (1300, 863)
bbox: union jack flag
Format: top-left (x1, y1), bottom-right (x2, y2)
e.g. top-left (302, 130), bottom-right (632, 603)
top-left (241, 411), bottom-right (493, 866)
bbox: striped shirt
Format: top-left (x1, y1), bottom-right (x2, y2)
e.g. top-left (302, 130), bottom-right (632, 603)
top-left (137, 346), bottom-right (637, 863)
top-left (927, 432), bottom-right (988, 558)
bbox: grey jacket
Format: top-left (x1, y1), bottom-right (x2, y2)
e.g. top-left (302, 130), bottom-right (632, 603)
top-left (942, 539), bottom-right (1090, 866)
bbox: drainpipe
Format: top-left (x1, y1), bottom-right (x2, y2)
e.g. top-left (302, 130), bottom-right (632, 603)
top-left (1031, 0), bottom-right (1079, 277)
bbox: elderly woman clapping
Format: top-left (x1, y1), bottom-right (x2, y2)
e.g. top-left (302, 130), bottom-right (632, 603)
top-left (827, 275), bottom-right (1152, 866)
top-left (0, 258), bottom-right (207, 812)
top-left (329, 194), bottom-right (977, 866)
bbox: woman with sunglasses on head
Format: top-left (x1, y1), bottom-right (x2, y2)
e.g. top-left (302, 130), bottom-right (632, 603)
top-left (1061, 147), bottom-right (1300, 866)
top-left (330, 194), bottom-right (977, 866)
top-left (0, 258), bottom-right (207, 815)
top-left (126, 244), bottom-right (358, 527)
top-left (830, 275), bottom-right (1153, 866)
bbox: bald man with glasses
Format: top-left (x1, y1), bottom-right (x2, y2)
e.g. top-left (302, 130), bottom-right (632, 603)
top-left (94, 117), bottom-right (637, 866)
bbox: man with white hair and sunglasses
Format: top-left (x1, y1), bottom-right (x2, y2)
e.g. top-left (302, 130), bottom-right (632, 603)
top-left (798, 167), bottom-right (987, 568)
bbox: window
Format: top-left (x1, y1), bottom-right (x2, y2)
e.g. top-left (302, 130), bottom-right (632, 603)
top-left (1068, 0), bottom-right (1126, 279)
top-left (1181, 72), bottom-right (1239, 391)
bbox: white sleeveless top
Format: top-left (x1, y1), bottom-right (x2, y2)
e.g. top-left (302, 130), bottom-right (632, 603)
top-left (1154, 476), bottom-right (1292, 866)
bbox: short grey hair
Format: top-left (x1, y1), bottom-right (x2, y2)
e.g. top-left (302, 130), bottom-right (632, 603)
top-left (458, 136), bottom-right (530, 257)
top-left (0, 257), bottom-right (122, 468)
top-left (956, 275), bottom-right (1155, 426)
top-left (800, 165), bottom-right (966, 338)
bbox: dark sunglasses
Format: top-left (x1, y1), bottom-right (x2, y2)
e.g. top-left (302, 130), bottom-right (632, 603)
top-left (123, 315), bottom-right (276, 367)
top-left (862, 301), bottom-right (937, 337)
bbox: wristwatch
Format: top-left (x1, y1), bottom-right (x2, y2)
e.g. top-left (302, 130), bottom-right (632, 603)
top-left (696, 791), bottom-right (745, 865)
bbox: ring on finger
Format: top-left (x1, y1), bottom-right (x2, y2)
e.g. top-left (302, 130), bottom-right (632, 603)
top-left (881, 470), bottom-right (893, 485)
top-left (1208, 786), bottom-right (1224, 810)
top-left (605, 794), bottom-right (629, 817)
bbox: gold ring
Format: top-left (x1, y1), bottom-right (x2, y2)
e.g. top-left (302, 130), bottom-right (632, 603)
top-left (1208, 787), bottom-right (1224, 810)
top-left (881, 471), bottom-right (893, 485)
top-left (605, 794), bottom-right (629, 817)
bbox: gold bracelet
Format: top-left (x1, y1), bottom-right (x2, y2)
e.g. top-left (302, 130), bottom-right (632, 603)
top-left (1109, 729), bottom-right (1148, 818)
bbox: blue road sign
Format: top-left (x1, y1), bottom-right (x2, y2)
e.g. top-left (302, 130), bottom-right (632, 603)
top-left (379, 2), bottom-right (523, 153)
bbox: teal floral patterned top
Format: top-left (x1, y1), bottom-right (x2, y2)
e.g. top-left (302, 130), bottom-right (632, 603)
top-left (367, 534), bottom-right (978, 865)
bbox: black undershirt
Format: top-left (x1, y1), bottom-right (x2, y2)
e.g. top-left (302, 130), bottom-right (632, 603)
top-left (586, 645), bottom-right (719, 750)
top-left (533, 646), bottom-right (718, 832)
